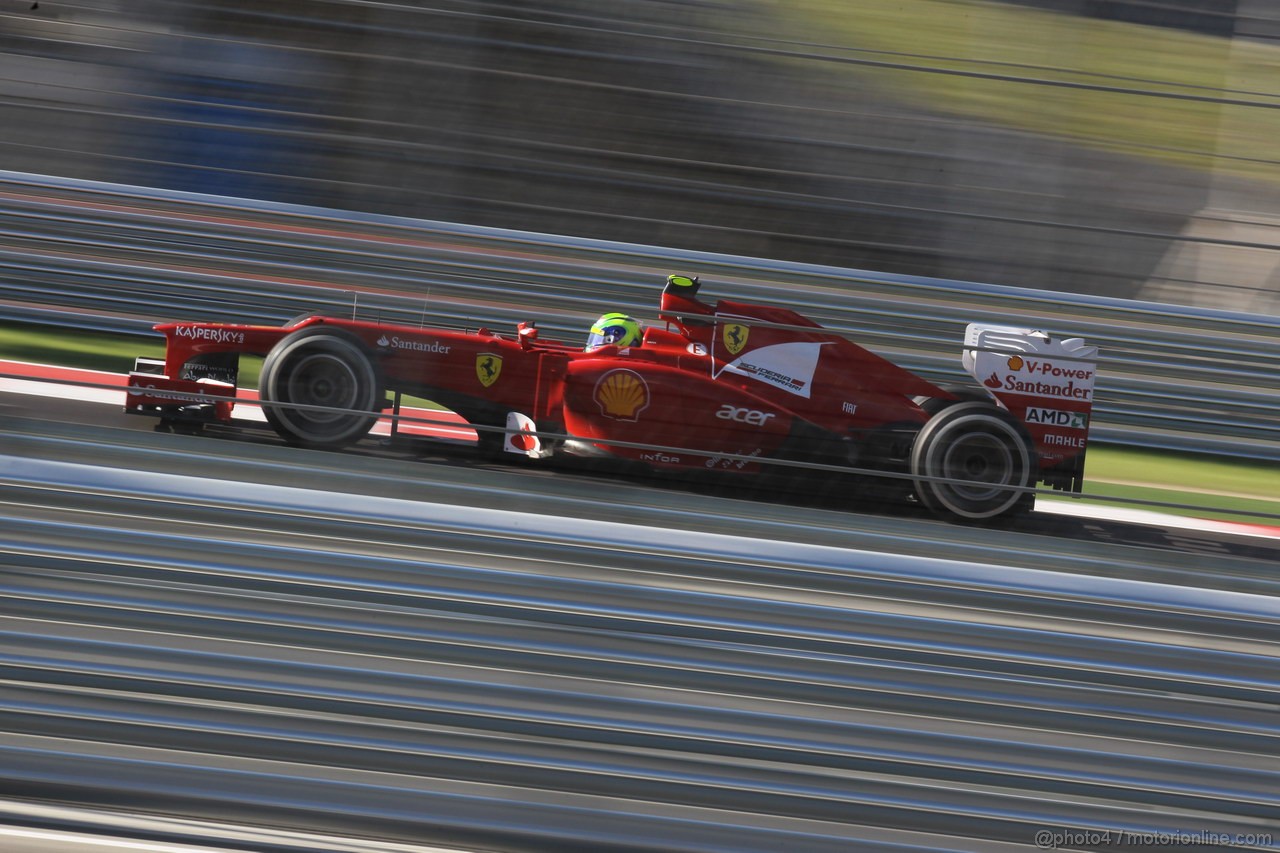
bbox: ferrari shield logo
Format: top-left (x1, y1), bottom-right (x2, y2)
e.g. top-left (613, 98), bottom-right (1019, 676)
top-left (476, 353), bottom-right (502, 387)
top-left (722, 322), bottom-right (749, 356)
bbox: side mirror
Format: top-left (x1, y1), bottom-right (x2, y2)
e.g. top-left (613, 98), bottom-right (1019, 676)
top-left (517, 321), bottom-right (539, 349)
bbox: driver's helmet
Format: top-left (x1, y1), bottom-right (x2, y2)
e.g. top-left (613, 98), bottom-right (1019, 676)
top-left (586, 312), bottom-right (643, 350)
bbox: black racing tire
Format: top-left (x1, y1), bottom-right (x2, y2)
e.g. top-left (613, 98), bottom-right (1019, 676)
top-left (910, 401), bottom-right (1034, 521)
top-left (284, 311), bottom-right (331, 328)
top-left (259, 327), bottom-right (381, 448)
top-left (917, 384), bottom-right (996, 416)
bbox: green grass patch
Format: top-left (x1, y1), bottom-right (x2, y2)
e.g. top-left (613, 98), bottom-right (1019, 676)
top-left (1085, 445), bottom-right (1278, 500)
top-left (1, 322), bottom-right (167, 376)
top-left (1081, 446), bottom-right (1279, 524)
top-left (771, 0), bottom-right (1280, 181)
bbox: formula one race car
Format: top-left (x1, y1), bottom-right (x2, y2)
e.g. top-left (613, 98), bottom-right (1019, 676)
top-left (125, 275), bottom-right (1098, 521)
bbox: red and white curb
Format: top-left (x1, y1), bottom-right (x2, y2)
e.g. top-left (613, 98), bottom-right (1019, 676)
top-left (4, 359), bottom-right (1277, 540)
top-left (1036, 498), bottom-right (1280, 541)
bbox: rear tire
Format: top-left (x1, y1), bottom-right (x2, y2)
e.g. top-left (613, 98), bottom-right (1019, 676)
top-left (259, 327), bottom-right (381, 448)
top-left (910, 401), bottom-right (1034, 521)
top-left (917, 384), bottom-right (995, 416)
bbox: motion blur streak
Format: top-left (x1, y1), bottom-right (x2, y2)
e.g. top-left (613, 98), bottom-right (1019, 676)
top-left (1, 0), bottom-right (1278, 310)
top-left (0, 418), bottom-right (1276, 851)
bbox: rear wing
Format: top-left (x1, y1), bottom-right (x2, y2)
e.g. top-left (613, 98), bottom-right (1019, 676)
top-left (962, 324), bottom-right (1099, 493)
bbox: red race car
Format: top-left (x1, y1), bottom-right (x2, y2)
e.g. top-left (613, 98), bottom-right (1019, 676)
top-left (125, 275), bottom-right (1098, 521)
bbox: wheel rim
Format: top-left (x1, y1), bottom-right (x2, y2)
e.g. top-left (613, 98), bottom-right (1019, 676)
top-left (284, 353), bottom-right (362, 426)
top-left (938, 431), bottom-right (1016, 503)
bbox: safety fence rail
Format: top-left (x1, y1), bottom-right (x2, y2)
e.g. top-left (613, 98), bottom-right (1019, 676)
top-left (1, 169), bottom-right (1277, 460)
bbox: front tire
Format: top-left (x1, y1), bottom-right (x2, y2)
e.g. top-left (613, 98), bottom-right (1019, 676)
top-left (910, 402), bottom-right (1034, 521)
top-left (259, 327), bottom-right (381, 448)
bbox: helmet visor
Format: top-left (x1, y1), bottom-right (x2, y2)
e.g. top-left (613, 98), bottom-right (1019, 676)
top-left (586, 324), bottom-right (629, 349)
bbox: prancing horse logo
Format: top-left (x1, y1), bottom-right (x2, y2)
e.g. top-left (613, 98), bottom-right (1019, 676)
top-left (476, 353), bottom-right (502, 387)
top-left (722, 322), bottom-right (749, 356)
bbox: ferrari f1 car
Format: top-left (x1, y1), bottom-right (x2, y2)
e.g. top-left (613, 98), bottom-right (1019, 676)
top-left (125, 275), bottom-right (1098, 521)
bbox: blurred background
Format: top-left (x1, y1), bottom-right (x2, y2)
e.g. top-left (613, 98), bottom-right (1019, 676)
top-left (2, 0), bottom-right (1278, 313)
top-left (3, 7), bottom-right (1278, 849)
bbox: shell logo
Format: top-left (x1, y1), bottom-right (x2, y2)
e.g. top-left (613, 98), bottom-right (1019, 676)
top-left (594, 369), bottom-right (650, 421)
top-left (1007, 355), bottom-right (1025, 371)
